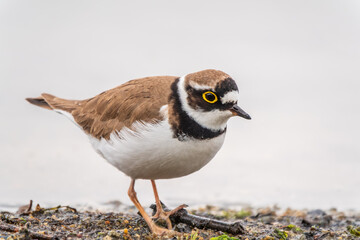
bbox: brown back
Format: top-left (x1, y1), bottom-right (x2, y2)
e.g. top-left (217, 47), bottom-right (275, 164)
top-left (30, 76), bottom-right (176, 139)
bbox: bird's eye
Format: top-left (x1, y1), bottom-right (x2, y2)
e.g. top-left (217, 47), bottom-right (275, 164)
top-left (202, 91), bottom-right (218, 103)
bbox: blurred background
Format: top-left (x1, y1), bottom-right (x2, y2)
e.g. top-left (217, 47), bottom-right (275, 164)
top-left (1, 0), bottom-right (359, 211)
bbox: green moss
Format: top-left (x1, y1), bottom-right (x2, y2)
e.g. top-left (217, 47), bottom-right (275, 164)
top-left (221, 209), bottom-right (252, 219)
top-left (347, 225), bottom-right (360, 237)
top-left (273, 229), bottom-right (288, 240)
top-left (221, 211), bottom-right (231, 219)
top-left (285, 224), bottom-right (302, 233)
top-left (19, 217), bottom-right (27, 224)
top-left (235, 210), bottom-right (252, 219)
top-left (190, 230), bottom-right (199, 240)
top-left (210, 234), bottom-right (239, 240)
top-left (285, 224), bottom-right (295, 230)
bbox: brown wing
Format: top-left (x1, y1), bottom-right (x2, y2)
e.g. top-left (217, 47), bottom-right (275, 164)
top-left (28, 76), bottom-right (177, 140)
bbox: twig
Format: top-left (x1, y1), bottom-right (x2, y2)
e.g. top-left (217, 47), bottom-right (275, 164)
top-left (41, 205), bottom-right (77, 213)
top-left (150, 203), bottom-right (246, 235)
top-left (0, 222), bottom-right (54, 240)
top-left (27, 200), bottom-right (33, 212)
top-left (19, 203), bottom-right (77, 216)
top-left (16, 200), bottom-right (33, 214)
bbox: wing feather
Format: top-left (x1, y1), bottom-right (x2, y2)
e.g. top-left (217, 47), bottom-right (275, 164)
top-left (70, 76), bottom-right (176, 139)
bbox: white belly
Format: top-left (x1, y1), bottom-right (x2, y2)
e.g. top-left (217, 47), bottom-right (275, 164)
top-left (89, 121), bottom-right (226, 179)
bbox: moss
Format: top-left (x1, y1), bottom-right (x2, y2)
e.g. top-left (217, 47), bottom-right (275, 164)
top-left (285, 224), bottom-right (302, 233)
top-left (210, 234), bottom-right (239, 240)
top-left (273, 229), bottom-right (288, 240)
top-left (221, 210), bottom-right (232, 219)
top-left (347, 225), bottom-right (360, 237)
top-left (221, 209), bottom-right (252, 219)
top-left (285, 224), bottom-right (295, 230)
top-left (235, 210), bottom-right (252, 219)
top-left (190, 230), bottom-right (199, 240)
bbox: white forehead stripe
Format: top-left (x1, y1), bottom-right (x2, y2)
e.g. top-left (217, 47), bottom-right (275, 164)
top-left (221, 90), bottom-right (239, 104)
top-left (188, 81), bottom-right (214, 91)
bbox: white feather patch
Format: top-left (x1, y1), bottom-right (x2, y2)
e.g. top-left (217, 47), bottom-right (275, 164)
top-left (221, 90), bottom-right (239, 104)
top-left (89, 120), bottom-right (225, 180)
top-left (188, 81), bottom-right (213, 91)
top-left (178, 76), bottom-right (232, 131)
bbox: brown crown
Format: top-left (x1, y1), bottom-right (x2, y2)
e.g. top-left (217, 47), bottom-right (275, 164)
top-left (185, 69), bottom-right (231, 88)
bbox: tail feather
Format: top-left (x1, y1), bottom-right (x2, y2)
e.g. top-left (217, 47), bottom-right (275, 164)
top-left (26, 93), bottom-right (80, 113)
top-left (26, 96), bottom-right (53, 110)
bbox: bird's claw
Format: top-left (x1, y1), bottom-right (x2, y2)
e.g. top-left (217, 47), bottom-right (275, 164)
top-left (151, 203), bottom-right (188, 229)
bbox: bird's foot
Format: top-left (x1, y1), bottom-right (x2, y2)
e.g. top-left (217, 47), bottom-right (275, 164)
top-left (152, 203), bottom-right (188, 229)
top-left (149, 222), bottom-right (176, 236)
top-left (152, 204), bottom-right (188, 219)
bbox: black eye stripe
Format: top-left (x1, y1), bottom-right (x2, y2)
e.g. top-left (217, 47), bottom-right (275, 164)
top-left (215, 78), bottom-right (238, 97)
top-left (185, 80), bottom-right (238, 111)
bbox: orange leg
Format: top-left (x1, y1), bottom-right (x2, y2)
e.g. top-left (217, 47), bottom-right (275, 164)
top-left (151, 180), bottom-right (188, 229)
top-left (127, 179), bottom-right (172, 235)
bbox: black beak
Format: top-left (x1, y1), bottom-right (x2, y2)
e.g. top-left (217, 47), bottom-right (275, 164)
top-left (230, 105), bottom-right (251, 120)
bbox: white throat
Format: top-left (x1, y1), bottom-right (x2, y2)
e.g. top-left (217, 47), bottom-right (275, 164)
top-left (177, 75), bottom-right (233, 131)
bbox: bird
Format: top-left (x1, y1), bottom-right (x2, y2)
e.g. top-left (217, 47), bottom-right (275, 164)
top-left (26, 69), bottom-right (251, 235)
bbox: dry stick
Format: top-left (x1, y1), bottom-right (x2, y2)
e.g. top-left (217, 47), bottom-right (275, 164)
top-left (26, 200), bottom-right (33, 212)
top-left (42, 205), bottom-right (77, 213)
top-left (20, 204), bottom-right (77, 216)
top-left (150, 203), bottom-right (246, 235)
top-left (0, 222), bottom-right (53, 240)
top-left (16, 200), bottom-right (33, 214)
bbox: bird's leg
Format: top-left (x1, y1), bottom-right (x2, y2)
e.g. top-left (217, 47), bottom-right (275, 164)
top-left (151, 180), bottom-right (188, 229)
top-left (127, 179), bottom-right (172, 235)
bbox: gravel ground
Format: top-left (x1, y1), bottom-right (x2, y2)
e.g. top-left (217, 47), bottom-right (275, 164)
top-left (1, 202), bottom-right (359, 240)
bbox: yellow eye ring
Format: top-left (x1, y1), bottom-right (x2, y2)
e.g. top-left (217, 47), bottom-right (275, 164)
top-left (202, 91), bottom-right (218, 103)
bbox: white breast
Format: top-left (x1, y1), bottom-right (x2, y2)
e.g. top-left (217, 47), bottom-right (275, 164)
top-left (89, 120), bottom-right (226, 180)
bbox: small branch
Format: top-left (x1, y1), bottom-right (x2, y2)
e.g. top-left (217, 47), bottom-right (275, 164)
top-left (41, 205), bottom-right (77, 213)
top-left (16, 200), bottom-right (33, 214)
top-left (19, 203), bottom-right (77, 216)
top-left (27, 200), bottom-right (33, 212)
top-left (150, 203), bottom-right (246, 235)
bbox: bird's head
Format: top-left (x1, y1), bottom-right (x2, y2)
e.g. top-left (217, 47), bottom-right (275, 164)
top-left (177, 69), bottom-right (251, 132)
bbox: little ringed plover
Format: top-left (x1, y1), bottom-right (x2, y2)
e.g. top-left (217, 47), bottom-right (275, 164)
top-left (26, 69), bottom-right (251, 235)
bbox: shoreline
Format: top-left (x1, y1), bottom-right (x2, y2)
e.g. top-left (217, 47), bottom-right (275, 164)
top-left (1, 201), bottom-right (359, 239)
